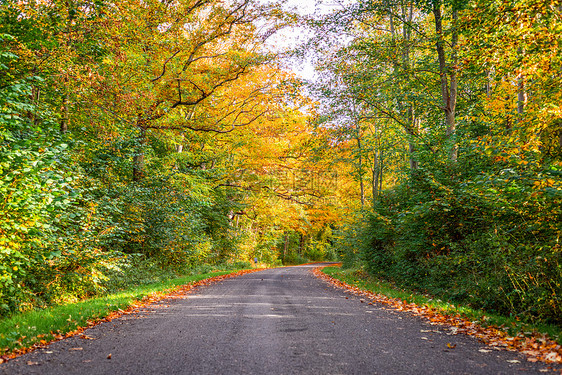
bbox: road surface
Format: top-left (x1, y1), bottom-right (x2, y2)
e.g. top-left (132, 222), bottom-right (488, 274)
top-left (1, 265), bottom-right (558, 374)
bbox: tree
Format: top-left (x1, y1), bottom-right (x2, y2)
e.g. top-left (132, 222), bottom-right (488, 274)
top-left (307, 0), bottom-right (562, 324)
top-left (88, 0), bottom-right (281, 181)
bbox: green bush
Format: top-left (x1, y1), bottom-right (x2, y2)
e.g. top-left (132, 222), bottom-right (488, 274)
top-left (358, 164), bottom-right (562, 326)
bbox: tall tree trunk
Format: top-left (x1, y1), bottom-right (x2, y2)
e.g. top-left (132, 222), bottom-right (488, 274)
top-left (379, 150), bottom-right (384, 190)
top-left (517, 48), bottom-right (527, 116)
top-left (409, 142), bottom-right (418, 170)
top-left (390, 3), bottom-right (418, 169)
top-left (408, 107), bottom-right (419, 169)
top-left (356, 132), bottom-right (365, 209)
top-left (404, 4), bottom-right (417, 170)
top-left (371, 150), bottom-right (379, 205)
top-left (433, 3), bottom-right (458, 162)
top-left (517, 75), bottom-right (527, 115)
top-left (133, 127), bottom-right (146, 181)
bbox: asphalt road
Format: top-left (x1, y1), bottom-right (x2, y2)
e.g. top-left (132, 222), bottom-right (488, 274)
top-left (1, 264), bottom-right (559, 374)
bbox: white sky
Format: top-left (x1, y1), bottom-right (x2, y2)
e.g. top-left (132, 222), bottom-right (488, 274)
top-left (262, 0), bottom-right (346, 80)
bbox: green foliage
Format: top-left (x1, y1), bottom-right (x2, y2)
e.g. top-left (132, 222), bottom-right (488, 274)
top-left (0, 36), bottom-right (78, 313)
top-left (311, 0), bottom-right (562, 329)
top-left (0, 0), bottom-right (335, 321)
top-left (0, 27), bottom-right (261, 317)
top-left (358, 161), bottom-right (561, 325)
top-left (283, 252), bottom-right (308, 265)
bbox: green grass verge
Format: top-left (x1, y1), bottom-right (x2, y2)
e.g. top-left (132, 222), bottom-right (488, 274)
top-left (0, 270), bottom-right (242, 355)
top-left (322, 266), bottom-right (562, 345)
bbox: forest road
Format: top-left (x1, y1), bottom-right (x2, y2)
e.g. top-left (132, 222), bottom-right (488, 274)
top-left (1, 264), bottom-right (559, 375)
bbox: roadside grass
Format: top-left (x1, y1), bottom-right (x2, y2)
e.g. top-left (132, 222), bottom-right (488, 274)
top-left (0, 269), bottom-right (243, 356)
top-left (322, 266), bottom-right (562, 345)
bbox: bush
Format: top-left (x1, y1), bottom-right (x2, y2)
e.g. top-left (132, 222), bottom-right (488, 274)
top-left (358, 165), bottom-right (562, 326)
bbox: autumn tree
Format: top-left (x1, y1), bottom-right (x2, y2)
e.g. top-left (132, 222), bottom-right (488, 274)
top-left (306, 0), bottom-right (562, 324)
top-left (0, 0), bottom-right (345, 315)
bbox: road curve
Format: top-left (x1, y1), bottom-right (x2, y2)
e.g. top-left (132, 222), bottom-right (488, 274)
top-left (1, 264), bottom-right (558, 374)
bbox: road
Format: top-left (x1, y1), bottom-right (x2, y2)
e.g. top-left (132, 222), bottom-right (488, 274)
top-left (1, 265), bottom-right (558, 374)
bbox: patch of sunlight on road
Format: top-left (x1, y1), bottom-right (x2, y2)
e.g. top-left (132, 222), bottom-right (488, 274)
top-left (190, 295), bottom-right (341, 300)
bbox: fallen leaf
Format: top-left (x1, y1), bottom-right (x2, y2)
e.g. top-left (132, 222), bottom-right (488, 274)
top-left (107, 353), bottom-right (112, 359)
top-left (506, 360), bottom-right (520, 364)
top-left (313, 268), bottom-right (562, 366)
top-left (545, 352), bottom-right (561, 362)
top-left (447, 343), bottom-right (457, 349)
top-left (69, 348), bottom-right (83, 351)
top-left (80, 335), bottom-right (95, 340)
top-left (27, 361), bottom-right (38, 365)
top-left (527, 357), bottom-right (539, 362)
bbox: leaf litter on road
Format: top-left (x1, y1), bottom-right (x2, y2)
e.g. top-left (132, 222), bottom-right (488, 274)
top-left (313, 266), bottom-right (562, 367)
top-left (0, 269), bottom-right (264, 364)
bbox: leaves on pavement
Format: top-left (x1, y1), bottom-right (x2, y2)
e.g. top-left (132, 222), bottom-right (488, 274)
top-left (314, 267), bottom-right (562, 365)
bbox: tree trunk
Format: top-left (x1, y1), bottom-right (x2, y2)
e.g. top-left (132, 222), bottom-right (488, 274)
top-left (409, 142), bottom-right (418, 170)
top-left (133, 127), bottom-right (146, 181)
top-left (378, 149), bottom-right (384, 196)
top-left (176, 133), bottom-right (184, 153)
top-left (517, 75), bottom-right (527, 115)
top-left (390, 4), bottom-right (418, 169)
top-left (408, 107), bottom-right (418, 169)
top-left (517, 48), bottom-right (527, 116)
top-left (486, 69), bottom-right (493, 98)
top-left (404, 6), bottom-right (418, 170)
top-left (356, 133), bottom-right (365, 209)
top-left (433, 3), bottom-right (458, 162)
top-left (371, 150), bottom-right (379, 204)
